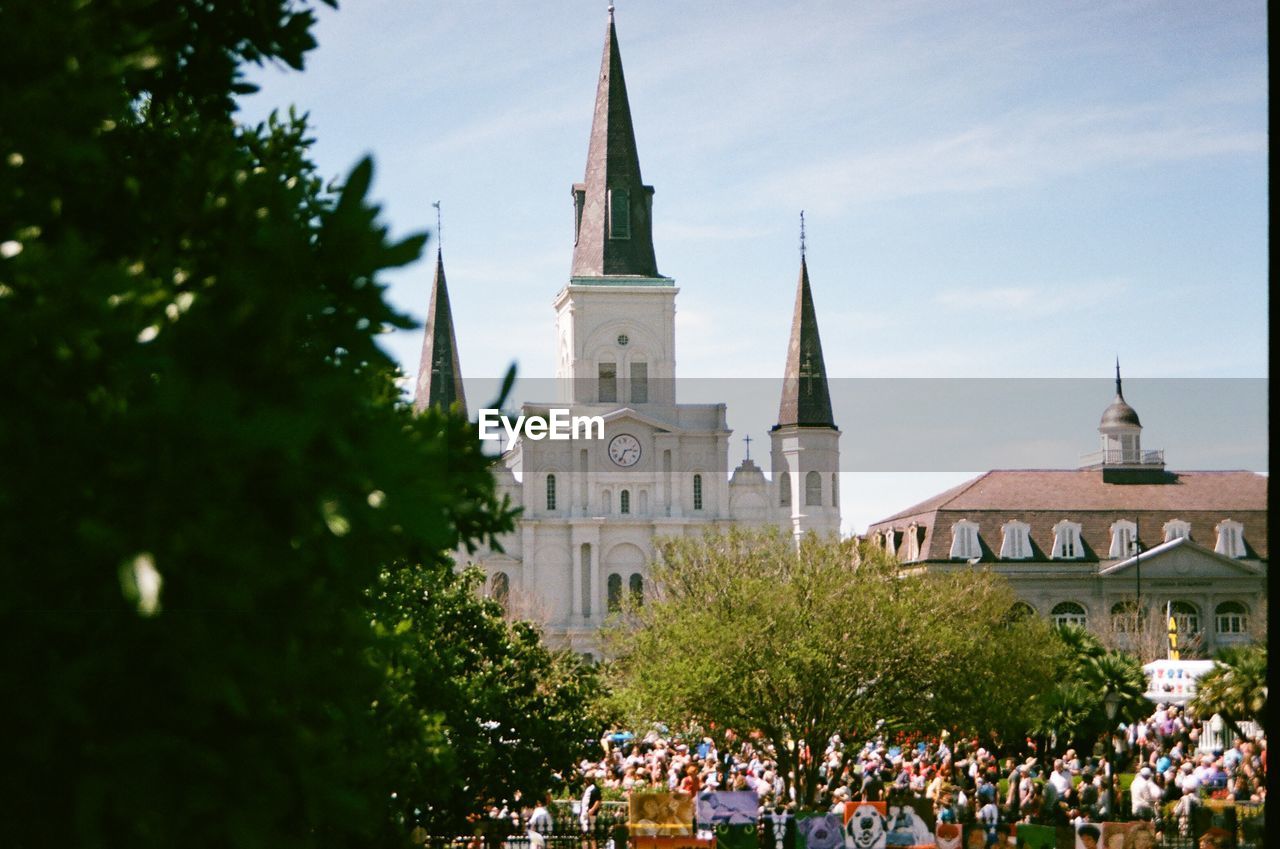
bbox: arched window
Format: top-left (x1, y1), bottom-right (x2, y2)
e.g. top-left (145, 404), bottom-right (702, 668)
top-left (629, 573), bottom-right (644, 605)
top-left (1051, 520), bottom-right (1083, 559)
top-left (620, 489), bottom-right (630, 514)
top-left (1051, 601), bottom-right (1088, 629)
top-left (831, 474), bottom-right (839, 508)
top-left (602, 488), bottom-right (612, 514)
top-left (805, 471), bottom-right (822, 506)
top-left (692, 474), bottom-right (703, 511)
top-left (1215, 601), bottom-right (1248, 634)
top-left (1000, 520), bottom-right (1032, 560)
top-left (545, 474), bottom-right (557, 511)
top-left (1215, 520), bottom-right (1245, 558)
top-left (1111, 601), bottom-right (1146, 633)
top-left (607, 573), bottom-right (623, 613)
top-left (1163, 519), bottom-right (1191, 542)
top-left (490, 571), bottom-right (509, 613)
top-left (1007, 601), bottom-right (1036, 623)
top-left (1170, 600), bottom-right (1200, 634)
top-left (779, 471), bottom-right (791, 507)
top-left (949, 520), bottom-right (980, 560)
top-left (1109, 520), bottom-right (1137, 559)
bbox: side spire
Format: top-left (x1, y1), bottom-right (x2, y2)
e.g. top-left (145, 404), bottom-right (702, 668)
top-left (1115, 356), bottom-right (1123, 397)
top-left (570, 7), bottom-right (659, 278)
top-left (775, 226), bottom-right (835, 430)
top-left (413, 246), bottom-right (467, 416)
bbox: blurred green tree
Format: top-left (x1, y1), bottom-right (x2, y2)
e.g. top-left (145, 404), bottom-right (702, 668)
top-left (1, 1), bottom-right (597, 846)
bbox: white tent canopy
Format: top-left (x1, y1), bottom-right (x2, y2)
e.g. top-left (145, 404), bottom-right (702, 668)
top-left (1142, 659), bottom-right (1216, 704)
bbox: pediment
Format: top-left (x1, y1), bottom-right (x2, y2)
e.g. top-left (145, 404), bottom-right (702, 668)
top-left (600, 407), bottom-right (678, 434)
top-left (1099, 536), bottom-right (1263, 579)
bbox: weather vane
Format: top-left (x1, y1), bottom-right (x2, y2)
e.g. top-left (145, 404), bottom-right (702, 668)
top-left (432, 200), bottom-right (442, 249)
top-left (800, 210), bottom-right (806, 259)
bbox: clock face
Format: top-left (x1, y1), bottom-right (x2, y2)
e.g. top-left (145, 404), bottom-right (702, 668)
top-left (608, 434), bottom-right (641, 467)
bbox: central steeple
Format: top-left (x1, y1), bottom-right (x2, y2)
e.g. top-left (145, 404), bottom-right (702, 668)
top-left (570, 7), bottom-right (660, 278)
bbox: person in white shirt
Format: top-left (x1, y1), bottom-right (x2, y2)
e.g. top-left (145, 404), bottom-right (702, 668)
top-left (1130, 767), bottom-right (1157, 818)
top-left (528, 792), bottom-right (554, 847)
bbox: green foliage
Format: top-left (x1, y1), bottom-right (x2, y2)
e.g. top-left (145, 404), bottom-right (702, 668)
top-left (1, 1), bottom-right (599, 846)
top-left (1190, 644), bottom-right (1267, 736)
top-left (1032, 626), bottom-right (1148, 756)
top-left (604, 527), bottom-right (1061, 806)
top-left (372, 565), bottom-right (605, 833)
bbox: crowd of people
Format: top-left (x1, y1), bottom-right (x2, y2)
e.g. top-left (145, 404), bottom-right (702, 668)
top-left (509, 703), bottom-right (1265, 842)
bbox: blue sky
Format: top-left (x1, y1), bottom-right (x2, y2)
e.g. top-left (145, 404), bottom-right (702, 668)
top-left (240, 1), bottom-right (1268, 533)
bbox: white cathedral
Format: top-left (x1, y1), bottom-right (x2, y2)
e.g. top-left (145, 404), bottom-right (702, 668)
top-left (413, 10), bottom-right (842, 657)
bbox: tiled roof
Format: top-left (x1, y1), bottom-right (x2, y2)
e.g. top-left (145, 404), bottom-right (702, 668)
top-left (868, 469), bottom-right (1268, 561)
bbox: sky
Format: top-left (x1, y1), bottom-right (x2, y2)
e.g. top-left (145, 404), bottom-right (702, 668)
top-left (239, 0), bottom-right (1268, 534)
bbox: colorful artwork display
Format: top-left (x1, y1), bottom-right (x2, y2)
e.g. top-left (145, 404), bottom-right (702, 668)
top-left (936, 823), bottom-right (962, 849)
top-left (696, 791), bottom-right (759, 825)
top-left (885, 802), bottom-right (935, 846)
top-left (796, 812), bottom-right (844, 849)
top-left (1074, 824), bottom-right (1102, 849)
top-left (630, 792), bottom-right (697, 837)
top-left (844, 802), bottom-right (889, 849)
top-left (1015, 823), bottom-right (1057, 849)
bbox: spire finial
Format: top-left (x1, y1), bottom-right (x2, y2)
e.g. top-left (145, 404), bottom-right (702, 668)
top-left (432, 200), bottom-right (442, 251)
top-left (608, 4), bottom-right (615, 19)
top-left (1115, 356), bottom-right (1123, 397)
top-left (799, 210), bottom-right (806, 259)
top-left (744, 433), bottom-right (753, 461)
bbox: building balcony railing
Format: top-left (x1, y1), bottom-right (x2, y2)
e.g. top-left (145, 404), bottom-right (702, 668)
top-left (1079, 447), bottom-right (1165, 467)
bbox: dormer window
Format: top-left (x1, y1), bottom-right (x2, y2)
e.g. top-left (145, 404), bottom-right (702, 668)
top-left (903, 523), bottom-right (921, 562)
top-left (1214, 520), bottom-right (1245, 558)
top-left (1051, 520), bottom-right (1083, 559)
top-left (884, 528), bottom-right (897, 557)
top-left (999, 521), bottom-right (1032, 560)
top-left (1163, 519), bottom-right (1191, 543)
top-left (1109, 520), bottom-right (1137, 558)
top-left (608, 188), bottom-right (631, 239)
top-left (949, 520), bottom-right (980, 560)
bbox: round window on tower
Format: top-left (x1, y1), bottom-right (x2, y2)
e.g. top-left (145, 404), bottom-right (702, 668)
top-left (617, 333), bottom-right (629, 346)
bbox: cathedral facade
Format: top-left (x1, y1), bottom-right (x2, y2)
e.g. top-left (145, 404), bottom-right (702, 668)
top-left (414, 10), bottom-right (841, 657)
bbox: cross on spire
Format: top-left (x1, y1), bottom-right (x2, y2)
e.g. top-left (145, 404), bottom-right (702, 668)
top-left (744, 434), bottom-right (752, 461)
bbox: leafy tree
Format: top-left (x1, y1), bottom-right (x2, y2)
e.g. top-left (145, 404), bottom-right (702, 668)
top-left (604, 527), bottom-right (1061, 807)
top-left (0, 1), bottom-right (603, 846)
top-left (1031, 626), bottom-right (1148, 757)
top-left (1190, 644), bottom-right (1267, 738)
top-left (373, 565), bottom-right (605, 835)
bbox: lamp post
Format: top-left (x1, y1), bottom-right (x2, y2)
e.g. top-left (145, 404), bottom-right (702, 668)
top-left (1104, 690), bottom-right (1121, 722)
top-left (1132, 519), bottom-right (1143, 631)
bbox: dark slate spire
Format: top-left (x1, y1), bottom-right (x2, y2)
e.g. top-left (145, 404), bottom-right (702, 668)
top-left (570, 7), bottom-right (659, 278)
top-left (775, 254), bottom-right (836, 429)
top-left (413, 248), bottom-right (467, 415)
